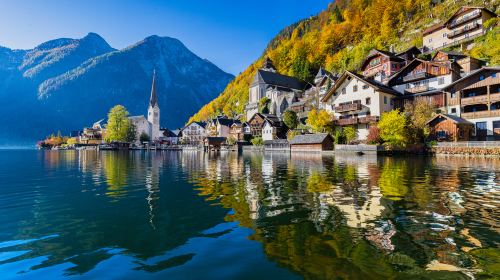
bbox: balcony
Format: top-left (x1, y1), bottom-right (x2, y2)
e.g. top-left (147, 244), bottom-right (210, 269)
top-left (358, 116), bottom-right (379, 124)
top-left (461, 95), bottom-right (489, 105)
top-left (403, 72), bottom-right (430, 82)
top-left (334, 102), bottom-right (362, 113)
top-left (448, 10), bottom-right (481, 29)
top-left (405, 84), bottom-right (429, 94)
top-left (461, 110), bottom-right (500, 119)
top-left (447, 23), bottom-right (480, 39)
top-left (490, 93), bottom-right (500, 103)
top-left (336, 117), bottom-right (358, 126)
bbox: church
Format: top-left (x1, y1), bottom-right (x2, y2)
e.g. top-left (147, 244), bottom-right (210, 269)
top-left (129, 70), bottom-right (161, 143)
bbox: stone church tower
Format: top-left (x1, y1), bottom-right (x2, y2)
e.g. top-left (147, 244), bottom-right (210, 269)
top-left (148, 70), bottom-right (160, 140)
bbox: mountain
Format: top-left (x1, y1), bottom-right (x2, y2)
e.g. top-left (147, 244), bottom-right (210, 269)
top-left (188, 0), bottom-right (499, 123)
top-left (0, 33), bottom-right (233, 145)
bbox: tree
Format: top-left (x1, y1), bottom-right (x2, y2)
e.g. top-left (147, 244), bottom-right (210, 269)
top-left (227, 136), bottom-right (237, 146)
top-left (343, 126), bottom-right (357, 144)
top-left (127, 123), bottom-right (137, 142)
top-left (306, 109), bottom-right (334, 133)
top-left (333, 127), bottom-right (346, 144)
top-left (378, 110), bottom-right (409, 148)
top-left (258, 97), bottom-right (271, 114)
top-left (331, 5), bottom-right (344, 23)
top-left (366, 126), bottom-right (382, 144)
top-left (405, 99), bottom-right (435, 143)
top-left (105, 105), bottom-right (133, 143)
top-left (139, 131), bottom-right (150, 143)
top-left (283, 110), bottom-right (299, 130)
top-left (251, 137), bottom-right (264, 146)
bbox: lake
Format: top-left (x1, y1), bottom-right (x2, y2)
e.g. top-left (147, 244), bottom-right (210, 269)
top-left (0, 150), bottom-right (498, 279)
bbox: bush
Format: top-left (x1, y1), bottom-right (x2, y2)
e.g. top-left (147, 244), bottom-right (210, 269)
top-left (139, 132), bottom-right (150, 142)
top-left (343, 126), bottom-right (357, 144)
top-left (283, 110), bottom-right (299, 129)
top-left (366, 126), bottom-right (382, 144)
top-left (251, 137), bottom-right (264, 146)
top-left (333, 127), bottom-right (346, 144)
top-left (378, 110), bottom-right (409, 148)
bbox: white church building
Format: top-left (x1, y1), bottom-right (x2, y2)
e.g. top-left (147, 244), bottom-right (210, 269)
top-left (129, 70), bottom-right (161, 143)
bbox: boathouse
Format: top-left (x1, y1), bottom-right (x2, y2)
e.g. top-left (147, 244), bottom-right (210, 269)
top-left (426, 114), bottom-right (473, 141)
top-left (289, 133), bottom-right (334, 152)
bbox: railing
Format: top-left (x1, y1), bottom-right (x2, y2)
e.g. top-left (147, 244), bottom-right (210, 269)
top-left (461, 95), bottom-right (489, 105)
top-left (447, 23), bottom-right (480, 39)
top-left (334, 102), bottom-right (362, 113)
top-left (358, 116), bottom-right (379, 123)
top-left (403, 72), bottom-right (430, 82)
top-left (448, 10), bottom-right (481, 29)
top-left (490, 93), bottom-right (500, 102)
top-left (406, 84), bottom-right (429, 94)
top-left (461, 110), bottom-right (500, 119)
top-left (336, 117), bottom-right (358, 126)
top-left (423, 30), bottom-right (486, 54)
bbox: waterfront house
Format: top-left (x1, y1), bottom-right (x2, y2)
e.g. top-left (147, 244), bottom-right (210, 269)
top-left (180, 121), bottom-right (207, 145)
top-left (228, 122), bottom-right (251, 141)
top-left (321, 71), bottom-right (400, 140)
top-left (443, 67), bottom-right (500, 140)
top-left (80, 119), bottom-right (104, 145)
top-left (247, 113), bottom-right (280, 138)
top-left (206, 116), bottom-right (241, 137)
top-left (159, 128), bottom-right (180, 145)
top-left (264, 139), bottom-right (290, 150)
top-left (422, 6), bottom-right (497, 52)
top-left (388, 59), bottom-right (461, 110)
top-left (289, 133), bottom-right (334, 152)
top-left (262, 118), bottom-right (287, 141)
top-left (426, 114), bottom-right (473, 141)
top-left (245, 57), bottom-right (307, 120)
top-left (360, 49), bottom-right (406, 83)
top-left (204, 137), bottom-right (227, 151)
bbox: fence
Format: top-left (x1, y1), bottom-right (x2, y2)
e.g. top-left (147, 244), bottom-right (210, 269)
top-left (436, 141), bottom-right (500, 148)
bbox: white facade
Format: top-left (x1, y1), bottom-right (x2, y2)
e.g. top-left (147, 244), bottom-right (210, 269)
top-left (129, 116), bottom-right (151, 144)
top-left (392, 74), bottom-right (454, 94)
top-left (148, 104), bottom-right (160, 140)
top-left (262, 121), bottom-right (275, 141)
top-left (181, 122), bottom-right (207, 145)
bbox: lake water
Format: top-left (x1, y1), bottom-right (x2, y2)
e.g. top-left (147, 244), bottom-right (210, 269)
top-left (0, 150), bottom-right (498, 279)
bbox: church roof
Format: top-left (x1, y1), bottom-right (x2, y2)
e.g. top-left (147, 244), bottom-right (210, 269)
top-left (262, 57), bottom-right (276, 71)
top-left (253, 69), bottom-right (306, 90)
top-left (149, 69), bottom-right (158, 107)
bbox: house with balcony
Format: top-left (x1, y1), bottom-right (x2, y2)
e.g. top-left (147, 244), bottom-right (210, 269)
top-left (321, 71), bottom-right (401, 140)
top-left (206, 116), bottom-right (241, 138)
top-left (180, 121), bottom-right (207, 145)
top-left (432, 50), bottom-right (483, 74)
top-left (228, 122), bottom-right (251, 141)
top-left (247, 113), bottom-right (281, 138)
top-left (360, 49), bottom-right (406, 84)
top-left (443, 67), bottom-right (500, 140)
top-left (423, 6), bottom-right (497, 52)
top-left (388, 59), bottom-right (461, 110)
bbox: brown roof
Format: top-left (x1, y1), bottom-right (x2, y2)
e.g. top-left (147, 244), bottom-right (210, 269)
top-left (423, 23), bottom-right (445, 36)
top-left (360, 49), bottom-right (404, 70)
top-left (426, 114), bottom-right (473, 125)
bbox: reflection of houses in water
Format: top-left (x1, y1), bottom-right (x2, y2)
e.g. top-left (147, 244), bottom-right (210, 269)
top-left (143, 152), bottom-right (163, 229)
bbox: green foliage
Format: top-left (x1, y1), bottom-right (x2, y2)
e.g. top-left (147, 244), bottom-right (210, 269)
top-left (283, 110), bottom-right (299, 130)
top-left (104, 105), bottom-right (133, 143)
top-left (469, 25), bottom-right (500, 65)
top-left (334, 127), bottom-right (346, 144)
top-left (343, 126), bottom-right (357, 144)
top-left (306, 109), bottom-right (334, 133)
top-left (227, 136), bottom-right (237, 146)
top-left (251, 136), bottom-right (264, 146)
top-left (258, 97), bottom-right (271, 114)
top-left (405, 99), bottom-right (435, 143)
top-left (469, 248), bottom-right (500, 279)
top-left (378, 110), bottom-right (409, 148)
top-left (139, 131), bottom-right (150, 142)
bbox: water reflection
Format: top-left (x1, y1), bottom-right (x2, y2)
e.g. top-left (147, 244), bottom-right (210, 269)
top-left (0, 150), bottom-right (498, 279)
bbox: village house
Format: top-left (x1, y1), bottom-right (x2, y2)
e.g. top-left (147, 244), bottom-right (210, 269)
top-left (432, 50), bottom-right (483, 74)
top-left (360, 49), bottom-right (406, 84)
top-left (159, 128), bottom-right (180, 145)
top-left (443, 67), bottom-right (500, 140)
top-left (388, 58), bottom-right (462, 110)
top-left (289, 133), bottom-right (334, 152)
top-left (180, 121), bottom-right (207, 145)
top-left (426, 114), bottom-right (474, 142)
top-left (321, 71), bottom-right (401, 140)
top-left (228, 122), bottom-right (251, 141)
top-left (128, 70), bottom-right (161, 144)
top-left (262, 117), bottom-right (287, 141)
top-left (422, 6), bottom-right (497, 52)
top-left (247, 113), bottom-right (280, 138)
top-left (206, 116), bottom-right (241, 137)
top-left (80, 119), bottom-right (105, 145)
top-left (245, 57), bottom-right (307, 120)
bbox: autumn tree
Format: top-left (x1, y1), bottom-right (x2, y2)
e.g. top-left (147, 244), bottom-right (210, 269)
top-left (283, 110), bottom-right (299, 130)
top-left (105, 105), bottom-right (134, 143)
top-left (306, 109), bottom-right (334, 133)
top-left (405, 99), bottom-right (435, 143)
top-left (343, 126), bottom-right (357, 144)
top-left (378, 110), bottom-right (409, 148)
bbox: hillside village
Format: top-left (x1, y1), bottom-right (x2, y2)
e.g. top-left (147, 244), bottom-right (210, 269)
top-left (40, 6), bottom-right (500, 154)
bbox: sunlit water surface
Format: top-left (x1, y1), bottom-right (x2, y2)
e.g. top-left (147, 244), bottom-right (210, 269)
top-left (0, 150), bottom-right (498, 279)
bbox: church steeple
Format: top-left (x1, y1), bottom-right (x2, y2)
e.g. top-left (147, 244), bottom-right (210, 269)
top-left (149, 69), bottom-right (158, 108)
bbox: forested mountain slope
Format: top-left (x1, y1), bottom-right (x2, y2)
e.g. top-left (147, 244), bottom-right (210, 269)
top-left (189, 0), bottom-right (499, 123)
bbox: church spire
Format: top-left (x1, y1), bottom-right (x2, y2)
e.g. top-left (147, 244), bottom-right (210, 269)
top-left (149, 69), bottom-right (158, 107)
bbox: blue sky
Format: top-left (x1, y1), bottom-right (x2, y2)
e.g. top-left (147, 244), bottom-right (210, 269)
top-left (0, 0), bottom-right (332, 74)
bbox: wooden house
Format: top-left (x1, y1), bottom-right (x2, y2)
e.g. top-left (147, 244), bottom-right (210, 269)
top-left (426, 114), bottom-right (473, 141)
top-left (360, 49), bottom-right (405, 83)
top-left (289, 133), bottom-right (334, 152)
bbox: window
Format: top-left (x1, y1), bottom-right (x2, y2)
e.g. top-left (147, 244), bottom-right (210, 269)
top-left (429, 38), bottom-right (432, 43)
top-left (451, 108), bottom-right (457, 114)
top-left (438, 77), bottom-right (445, 85)
top-left (405, 84), bottom-right (411, 89)
top-left (384, 96), bottom-right (387, 104)
top-left (451, 93), bottom-right (456, 98)
top-left (491, 73), bottom-right (497, 78)
top-left (366, 97), bottom-right (371, 105)
top-left (479, 75), bottom-right (485, 81)
top-left (443, 33), bottom-right (447, 37)
top-left (353, 85), bottom-right (358, 92)
top-left (390, 98), bottom-right (394, 106)
top-left (342, 88), bottom-right (346, 94)
top-left (362, 85), bottom-right (369, 89)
